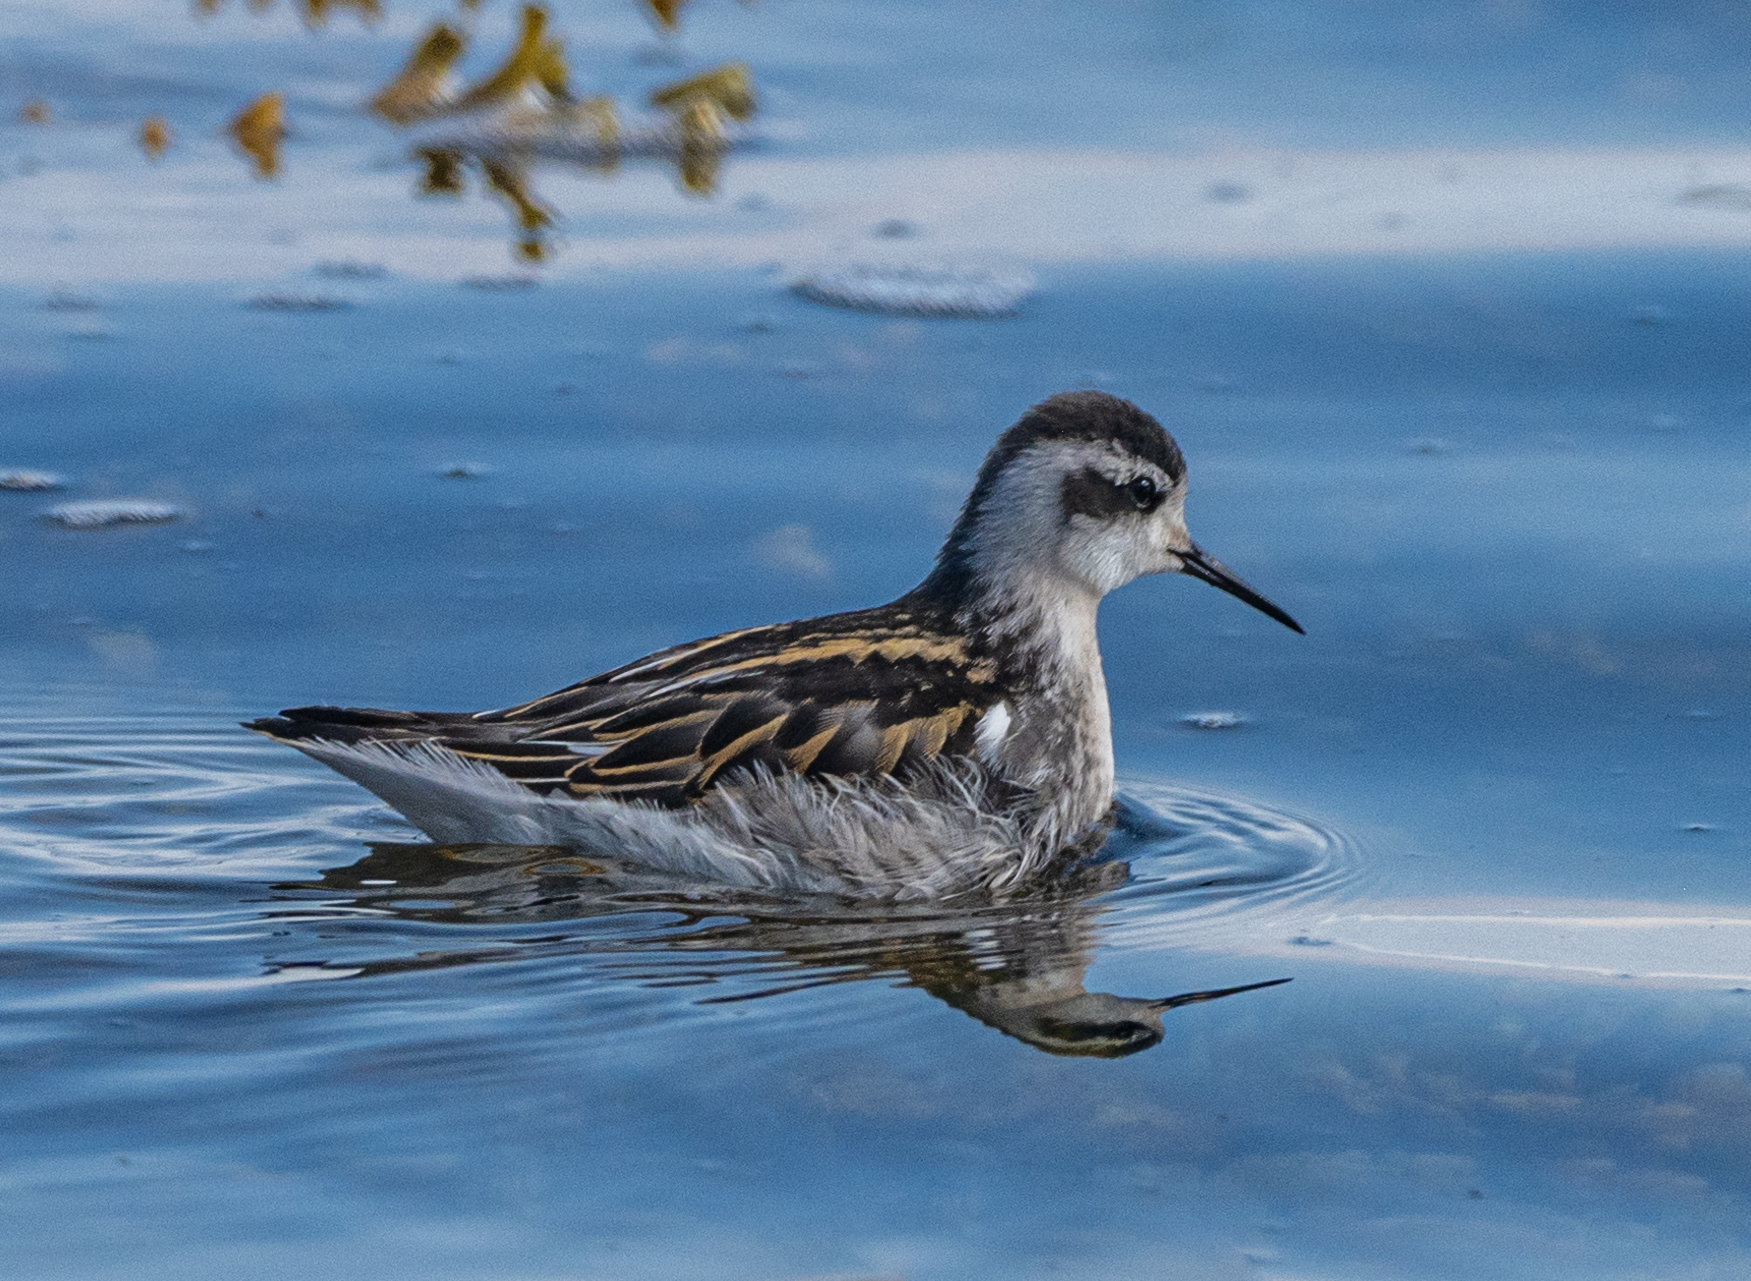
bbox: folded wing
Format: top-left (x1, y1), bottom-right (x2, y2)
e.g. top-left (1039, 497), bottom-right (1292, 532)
top-left (249, 605), bottom-right (1001, 807)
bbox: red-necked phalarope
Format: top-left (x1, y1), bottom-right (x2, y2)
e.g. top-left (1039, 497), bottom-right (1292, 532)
top-left (249, 391), bottom-right (1302, 899)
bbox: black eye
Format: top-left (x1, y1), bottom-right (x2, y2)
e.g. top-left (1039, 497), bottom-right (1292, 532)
top-left (1124, 476), bottom-right (1159, 510)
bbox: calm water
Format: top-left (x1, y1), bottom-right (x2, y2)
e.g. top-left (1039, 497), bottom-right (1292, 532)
top-left (6, 3), bottom-right (1751, 1279)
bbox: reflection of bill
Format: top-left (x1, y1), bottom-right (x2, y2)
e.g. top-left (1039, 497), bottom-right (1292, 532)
top-left (278, 841), bottom-right (1290, 1059)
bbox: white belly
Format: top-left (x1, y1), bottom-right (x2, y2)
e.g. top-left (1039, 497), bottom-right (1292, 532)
top-left (291, 737), bottom-right (1071, 900)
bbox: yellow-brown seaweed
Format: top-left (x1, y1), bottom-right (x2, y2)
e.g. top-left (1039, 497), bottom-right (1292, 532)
top-left (648, 62), bottom-right (755, 123)
top-left (482, 157), bottom-right (555, 233)
top-left (676, 115), bottom-right (724, 195)
top-left (229, 92), bottom-right (285, 180)
top-left (450, 6), bottom-right (569, 113)
top-left (197, 0), bottom-right (380, 21)
top-left (416, 147), bottom-right (467, 195)
top-left (649, 64), bottom-right (753, 196)
top-left (643, 0), bottom-right (690, 31)
top-left (139, 116), bottom-right (172, 160)
top-left (572, 95), bottom-right (619, 150)
top-left (370, 23), bottom-right (468, 124)
top-left (299, 0), bottom-right (381, 26)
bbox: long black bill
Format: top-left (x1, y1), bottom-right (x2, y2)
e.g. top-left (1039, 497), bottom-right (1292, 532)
top-left (1178, 545), bottom-right (1304, 634)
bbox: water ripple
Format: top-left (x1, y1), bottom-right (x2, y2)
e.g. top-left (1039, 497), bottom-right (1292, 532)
top-left (1101, 778), bottom-right (1370, 945)
top-left (0, 711), bottom-right (1365, 1056)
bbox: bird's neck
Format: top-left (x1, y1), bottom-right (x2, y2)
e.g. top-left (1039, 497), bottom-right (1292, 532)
top-left (915, 539), bottom-right (1107, 692)
top-left (910, 555), bottom-right (1116, 835)
top-left (972, 568), bottom-right (1106, 695)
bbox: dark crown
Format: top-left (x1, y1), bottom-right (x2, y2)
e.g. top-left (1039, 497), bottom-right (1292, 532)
top-left (913, 392), bottom-right (1185, 605)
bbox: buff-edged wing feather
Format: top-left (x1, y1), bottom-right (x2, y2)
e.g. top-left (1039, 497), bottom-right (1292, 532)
top-left (248, 602), bottom-right (1005, 807)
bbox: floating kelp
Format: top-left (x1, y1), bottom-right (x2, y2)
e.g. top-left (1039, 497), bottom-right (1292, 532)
top-left (413, 65), bottom-right (754, 195)
top-left (792, 264), bottom-right (1035, 319)
top-left (196, 0), bottom-right (380, 27)
top-left (408, 77), bottom-right (752, 251)
top-left (416, 146), bottom-right (467, 195)
top-left (480, 157), bottom-right (555, 260)
top-left (481, 158), bottom-right (548, 230)
top-left (229, 92), bottom-right (284, 180)
top-left (46, 499), bottom-right (185, 529)
top-left (363, 7), bottom-right (757, 249)
top-left (650, 63), bottom-right (754, 195)
top-left (369, 9), bottom-right (570, 125)
top-left (100, 0), bottom-right (767, 263)
top-left (643, 0), bottom-right (690, 31)
top-left (450, 6), bottom-right (569, 114)
top-left (139, 115), bottom-right (172, 161)
top-left (298, 0), bottom-right (381, 28)
top-left (649, 63), bottom-right (756, 124)
top-left (418, 96), bottom-right (743, 167)
top-left (369, 23), bottom-right (467, 126)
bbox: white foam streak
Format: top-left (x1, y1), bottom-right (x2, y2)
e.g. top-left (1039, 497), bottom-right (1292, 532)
top-left (11, 144), bottom-right (1751, 284)
top-left (1168, 899), bottom-right (1751, 988)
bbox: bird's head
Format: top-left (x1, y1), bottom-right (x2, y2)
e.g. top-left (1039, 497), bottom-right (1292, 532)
top-left (921, 391), bottom-right (1302, 633)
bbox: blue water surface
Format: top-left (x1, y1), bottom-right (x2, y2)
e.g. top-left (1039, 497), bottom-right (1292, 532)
top-left (4, 3), bottom-right (1751, 1279)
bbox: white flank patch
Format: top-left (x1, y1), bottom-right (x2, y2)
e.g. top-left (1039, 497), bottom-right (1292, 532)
top-left (975, 702), bottom-right (1012, 764)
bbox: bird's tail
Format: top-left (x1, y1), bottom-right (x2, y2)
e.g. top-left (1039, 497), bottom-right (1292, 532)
top-left (243, 705), bottom-right (491, 745)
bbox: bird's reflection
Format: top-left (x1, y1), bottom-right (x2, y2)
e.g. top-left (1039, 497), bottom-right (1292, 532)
top-left (277, 819), bottom-right (1289, 1059)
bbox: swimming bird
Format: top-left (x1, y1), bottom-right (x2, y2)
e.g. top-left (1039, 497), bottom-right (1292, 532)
top-left (249, 391), bottom-right (1301, 899)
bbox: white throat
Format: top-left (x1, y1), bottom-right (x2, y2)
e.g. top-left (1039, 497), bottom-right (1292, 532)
top-left (946, 442), bottom-right (1140, 829)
